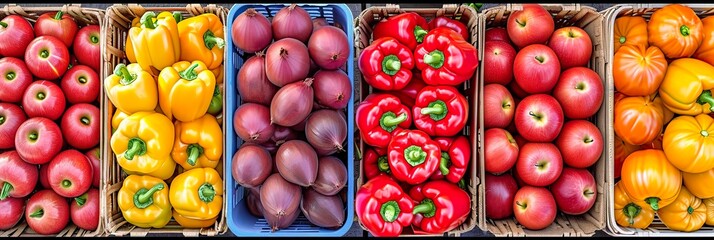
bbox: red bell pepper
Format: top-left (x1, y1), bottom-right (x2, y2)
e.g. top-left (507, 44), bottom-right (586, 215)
top-left (427, 17), bottom-right (469, 41)
top-left (373, 12), bottom-right (429, 50)
top-left (359, 37), bottom-right (415, 91)
top-left (356, 175), bottom-right (415, 237)
top-left (413, 86), bottom-right (469, 137)
top-left (409, 180), bottom-right (471, 234)
top-left (388, 129), bottom-right (441, 185)
top-left (356, 93), bottom-right (412, 149)
top-left (415, 27), bottom-right (479, 86)
top-left (429, 136), bottom-right (470, 183)
top-left (382, 72), bottom-right (426, 108)
top-left (363, 147), bottom-right (390, 180)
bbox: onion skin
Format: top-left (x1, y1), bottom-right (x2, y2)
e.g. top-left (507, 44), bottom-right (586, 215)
top-left (265, 38), bottom-right (310, 87)
top-left (312, 18), bottom-right (329, 32)
top-left (232, 8), bottom-right (273, 53)
top-left (246, 187), bottom-right (264, 218)
top-left (270, 78), bottom-right (314, 127)
top-left (291, 117), bottom-right (308, 132)
top-left (269, 203), bottom-right (300, 231)
top-left (312, 156), bottom-right (347, 196)
top-left (308, 26), bottom-right (350, 70)
top-left (313, 69), bottom-right (352, 109)
top-left (232, 144), bottom-right (272, 189)
top-left (271, 126), bottom-right (299, 146)
top-left (275, 140), bottom-right (318, 187)
top-left (237, 54), bottom-right (278, 105)
top-left (301, 188), bottom-right (345, 228)
top-left (305, 109), bottom-right (347, 156)
top-left (271, 4), bottom-right (313, 43)
top-left (233, 103), bottom-right (275, 144)
top-left (260, 173), bottom-right (301, 231)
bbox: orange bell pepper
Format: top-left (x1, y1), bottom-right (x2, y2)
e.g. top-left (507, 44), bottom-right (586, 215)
top-left (621, 149), bottom-right (682, 211)
top-left (648, 4), bottom-right (703, 59)
top-left (614, 95), bottom-right (665, 146)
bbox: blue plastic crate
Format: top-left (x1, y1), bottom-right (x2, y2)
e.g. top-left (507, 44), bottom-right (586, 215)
top-left (224, 3), bottom-right (355, 237)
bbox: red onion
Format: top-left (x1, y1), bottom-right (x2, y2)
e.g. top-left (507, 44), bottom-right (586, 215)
top-left (312, 17), bottom-right (329, 32)
top-left (312, 156), bottom-right (347, 196)
top-left (232, 144), bottom-right (272, 188)
top-left (308, 26), bottom-right (350, 70)
top-left (301, 188), bottom-right (345, 228)
top-left (270, 78), bottom-right (314, 127)
top-left (233, 103), bottom-right (275, 144)
top-left (305, 109), bottom-right (347, 156)
top-left (309, 58), bottom-right (319, 76)
top-left (313, 69), bottom-right (351, 109)
top-left (246, 187), bottom-right (265, 218)
top-left (261, 141), bottom-right (279, 155)
top-left (275, 140), bottom-right (318, 187)
top-left (265, 38), bottom-right (310, 87)
top-left (232, 8), bottom-right (273, 53)
top-left (271, 126), bottom-right (298, 146)
top-left (269, 202), bottom-right (300, 231)
top-left (260, 173), bottom-right (301, 231)
top-left (271, 4), bottom-right (313, 43)
top-left (237, 54), bottom-right (278, 105)
top-left (291, 117), bottom-right (308, 132)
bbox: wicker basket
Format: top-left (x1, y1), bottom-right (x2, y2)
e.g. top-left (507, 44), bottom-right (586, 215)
top-left (0, 3), bottom-right (105, 237)
top-left (602, 4), bottom-right (714, 237)
top-left (354, 3), bottom-right (480, 236)
top-left (477, 4), bottom-right (607, 237)
top-left (101, 4), bottom-right (228, 237)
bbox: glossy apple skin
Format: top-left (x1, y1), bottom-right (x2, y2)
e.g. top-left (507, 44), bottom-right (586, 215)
top-left (507, 4), bottom-right (555, 49)
top-left (47, 149), bottom-right (93, 198)
top-left (39, 163), bottom-right (51, 189)
top-left (514, 94), bottom-right (564, 142)
top-left (484, 83), bottom-right (515, 129)
top-left (0, 15), bottom-right (34, 58)
top-left (0, 150), bottom-right (38, 199)
top-left (73, 25), bottom-right (100, 72)
top-left (513, 186), bottom-right (557, 230)
top-left (24, 36), bottom-right (70, 80)
top-left (484, 41), bottom-right (516, 85)
top-left (552, 67), bottom-right (603, 119)
top-left (485, 173), bottom-right (519, 220)
top-left (513, 44), bottom-right (561, 94)
top-left (22, 80), bottom-right (66, 120)
top-left (60, 103), bottom-right (100, 150)
top-left (14, 117), bottom-right (63, 165)
top-left (60, 65), bottom-right (100, 104)
top-left (516, 142), bottom-right (563, 187)
top-left (556, 120), bottom-right (603, 169)
top-left (0, 197), bottom-right (24, 230)
top-left (509, 80), bottom-right (529, 99)
top-left (484, 128), bottom-right (519, 175)
top-left (85, 148), bottom-right (100, 188)
top-left (0, 57), bottom-right (33, 103)
top-left (70, 188), bottom-right (99, 231)
top-left (485, 27), bottom-right (512, 45)
top-left (551, 167), bottom-right (597, 215)
top-left (0, 103), bottom-right (27, 149)
top-left (34, 12), bottom-right (78, 48)
top-left (24, 189), bottom-right (70, 235)
top-left (548, 26), bottom-right (592, 70)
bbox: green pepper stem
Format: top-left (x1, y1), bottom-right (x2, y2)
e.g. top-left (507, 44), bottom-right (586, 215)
top-left (619, 36), bottom-right (626, 44)
top-left (187, 144), bottom-right (204, 166)
top-left (439, 152), bottom-right (451, 175)
top-left (698, 90), bottom-right (714, 112)
top-left (681, 25), bottom-right (690, 37)
top-left (54, 11), bottom-right (64, 20)
top-left (624, 203), bottom-right (640, 226)
top-left (124, 138), bottom-right (147, 160)
top-left (172, 12), bottom-right (183, 23)
top-left (380, 200), bottom-right (400, 223)
top-left (0, 22), bottom-right (7, 28)
top-left (384, 57), bottom-right (401, 72)
top-left (412, 199), bottom-right (436, 218)
top-left (645, 197), bottom-right (660, 211)
top-left (377, 156), bottom-right (390, 173)
top-left (404, 145), bottom-right (427, 166)
top-left (75, 193), bottom-right (87, 206)
top-left (458, 178), bottom-right (466, 190)
top-left (382, 112), bottom-right (407, 127)
top-left (702, 130), bottom-right (710, 137)
top-left (423, 50), bottom-right (445, 69)
top-left (114, 64), bottom-right (137, 85)
top-left (198, 183), bottom-right (216, 203)
top-left (141, 12), bottom-right (157, 29)
top-left (29, 209), bottom-right (43, 218)
top-left (204, 30), bottom-right (225, 50)
top-left (179, 63), bottom-right (200, 81)
top-left (688, 206), bottom-right (695, 214)
top-left (0, 182), bottom-right (12, 200)
top-left (414, 26), bottom-right (428, 43)
top-left (421, 103), bottom-right (445, 115)
top-left (136, 183), bottom-right (164, 205)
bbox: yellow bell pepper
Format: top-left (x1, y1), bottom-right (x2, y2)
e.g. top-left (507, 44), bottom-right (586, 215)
top-left (126, 17), bottom-right (141, 63)
top-left (659, 58), bottom-right (714, 116)
top-left (158, 60), bottom-right (216, 122)
top-left (111, 111), bottom-right (176, 180)
top-left (112, 109), bottom-right (130, 134)
top-left (658, 186), bottom-right (707, 232)
top-left (663, 114), bottom-right (714, 174)
top-left (178, 13), bottom-right (225, 70)
top-left (171, 114), bottom-right (223, 170)
top-left (169, 167), bottom-right (223, 220)
top-left (614, 181), bottom-right (654, 229)
top-left (172, 210), bottom-right (217, 228)
top-left (104, 64), bottom-right (158, 115)
top-left (211, 64), bottom-right (223, 84)
top-left (118, 175), bottom-right (172, 228)
top-left (684, 168), bottom-right (714, 199)
top-left (704, 198), bottom-right (714, 226)
top-left (129, 11), bottom-right (181, 75)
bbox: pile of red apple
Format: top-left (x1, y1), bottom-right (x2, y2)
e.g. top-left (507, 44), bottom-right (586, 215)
top-left (0, 12), bottom-right (101, 235)
top-left (482, 4), bottom-right (604, 231)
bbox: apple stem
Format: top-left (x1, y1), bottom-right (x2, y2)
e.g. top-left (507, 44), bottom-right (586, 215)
top-left (623, 203), bottom-right (641, 226)
top-left (124, 138), bottom-right (147, 160)
top-left (75, 193), bottom-right (88, 207)
top-left (424, 50), bottom-right (445, 69)
top-left (179, 63), bottom-right (200, 81)
top-left (172, 12), bottom-right (183, 23)
top-left (439, 151), bottom-right (451, 175)
top-left (380, 112), bottom-right (407, 132)
top-left (114, 64), bottom-right (136, 85)
top-left (186, 144), bottom-right (204, 166)
top-left (0, 22), bottom-right (7, 28)
top-left (54, 11), bottom-right (64, 20)
top-left (141, 12), bottom-right (157, 29)
top-left (645, 197), bottom-right (660, 211)
top-left (6, 72), bottom-right (15, 80)
top-left (584, 137), bottom-right (594, 143)
top-left (515, 18), bottom-right (526, 27)
top-left (36, 92), bottom-right (46, 100)
top-left (380, 200), bottom-right (400, 223)
top-left (29, 209), bottom-right (44, 218)
top-left (404, 145), bottom-right (427, 167)
top-left (534, 55), bottom-right (545, 63)
top-left (412, 199), bottom-right (436, 218)
top-left (515, 200), bottom-right (527, 209)
top-left (697, 90), bottom-right (714, 112)
top-left (61, 179), bottom-right (72, 188)
top-left (134, 183), bottom-right (164, 209)
top-left (421, 100), bottom-right (448, 121)
top-left (198, 183), bottom-right (215, 203)
top-left (583, 189), bottom-right (595, 196)
top-left (79, 76), bottom-right (87, 84)
top-left (0, 182), bottom-right (13, 200)
top-left (90, 35), bottom-right (99, 44)
top-left (414, 26), bottom-right (428, 43)
top-left (28, 132), bottom-right (38, 141)
top-left (377, 156), bottom-right (391, 173)
top-left (81, 117), bottom-right (90, 126)
top-left (40, 50), bottom-right (49, 59)
top-left (381, 55), bottom-right (402, 76)
top-left (0, 116), bottom-right (5, 125)
top-left (203, 30), bottom-right (225, 50)
top-left (528, 111), bottom-right (542, 120)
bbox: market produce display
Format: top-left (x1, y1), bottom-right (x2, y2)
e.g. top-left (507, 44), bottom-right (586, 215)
top-left (229, 4), bottom-right (351, 232)
top-left (355, 11), bottom-right (476, 237)
top-left (612, 3), bottom-right (714, 232)
top-left (482, 4), bottom-right (604, 231)
top-left (0, 11), bottom-right (101, 235)
top-left (107, 11), bottom-right (225, 229)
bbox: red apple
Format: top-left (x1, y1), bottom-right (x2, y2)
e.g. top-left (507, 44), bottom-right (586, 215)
top-left (34, 11), bottom-right (78, 48)
top-left (484, 128), bottom-right (519, 175)
top-left (39, 163), bottom-right (51, 189)
top-left (551, 167), bottom-right (597, 215)
top-left (22, 80), bottom-right (66, 120)
top-left (556, 120), bottom-right (603, 169)
top-left (548, 26), bottom-right (592, 69)
top-left (513, 44), bottom-right (560, 94)
top-left (484, 41), bottom-right (516, 85)
top-left (507, 4), bottom-right (554, 49)
top-left (509, 80), bottom-right (529, 99)
top-left (61, 103), bottom-right (99, 149)
top-left (513, 186), bottom-right (557, 230)
top-left (505, 98), bottom-right (520, 134)
top-left (85, 148), bottom-right (100, 188)
top-left (0, 103), bottom-right (26, 149)
top-left (73, 25), bottom-right (100, 72)
top-left (70, 188), bottom-right (99, 231)
top-left (60, 65), bottom-right (99, 104)
top-left (15, 117), bottom-right (63, 165)
top-left (513, 134), bottom-right (528, 148)
top-left (516, 142), bottom-right (563, 187)
top-left (47, 149), bottom-right (93, 198)
top-left (24, 36), bottom-right (70, 80)
top-left (485, 173), bottom-right (518, 220)
top-left (0, 15), bottom-right (34, 58)
top-left (0, 57), bottom-right (33, 103)
top-left (484, 84), bottom-right (515, 129)
top-left (485, 27), bottom-right (511, 45)
top-left (0, 197), bottom-right (24, 230)
top-left (515, 94), bottom-right (564, 142)
top-left (552, 67), bottom-right (603, 119)
top-left (25, 189), bottom-right (69, 235)
top-left (0, 150), bottom-right (38, 199)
